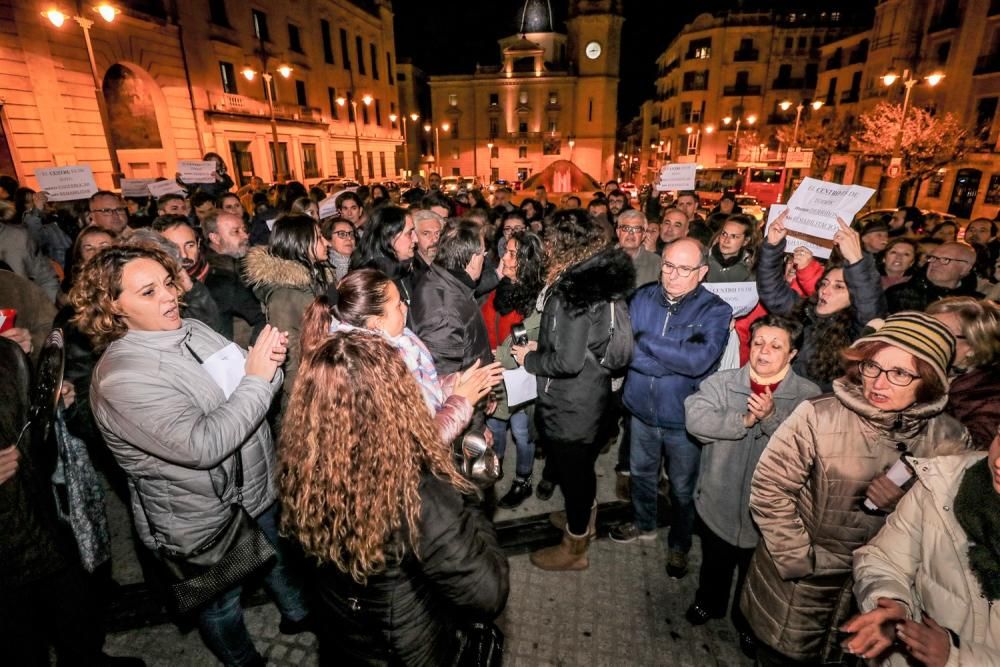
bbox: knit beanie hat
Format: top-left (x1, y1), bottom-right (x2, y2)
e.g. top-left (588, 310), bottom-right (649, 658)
top-left (852, 311), bottom-right (955, 387)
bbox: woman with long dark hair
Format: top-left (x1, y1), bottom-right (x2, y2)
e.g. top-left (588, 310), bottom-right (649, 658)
top-left (350, 205), bottom-right (417, 306)
top-left (280, 331), bottom-right (508, 666)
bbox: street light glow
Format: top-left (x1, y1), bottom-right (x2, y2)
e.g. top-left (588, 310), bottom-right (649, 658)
top-left (722, 116), bottom-right (732, 125)
top-left (441, 122), bottom-right (450, 131)
top-left (881, 70), bottom-right (899, 86)
top-left (925, 72), bottom-right (945, 86)
top-left (389, 113), bottom-right (398, 123)
top-left (241, 67), bottom-right (257, 82)
top-left (277, 64), bottom-right (293, 78)
top-left (705, 125), bottom-right (715, 134)
top-left (779, 100), bottom-right (792, 111)
top-left (43, 8), bottom-right (66, 27)
top-left (335, 96), bottom-right (346, 106)
top-left (423, 123), bottom-right (432, 132)
top-left (685, 126), bottom-right (693, 134)
top-left (746, 115), bottom-right (757, 125)
top-left (94, 3), bottom-right (118, 22)
top-left (811, 100), bottom-right (824, 110)
top-left (409, 113), bottom-right (419, 122)
top-left (362, 94), bottom-right (373, 106)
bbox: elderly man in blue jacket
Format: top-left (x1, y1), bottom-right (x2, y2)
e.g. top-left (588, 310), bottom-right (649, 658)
top-left (610, 237), bottom-right (732, 579)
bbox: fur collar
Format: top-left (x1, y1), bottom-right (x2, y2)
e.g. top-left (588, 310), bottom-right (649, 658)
top-left (243, 245), bottom-right (315, 289)
top-left (551, 247), bottom-right (636, 316)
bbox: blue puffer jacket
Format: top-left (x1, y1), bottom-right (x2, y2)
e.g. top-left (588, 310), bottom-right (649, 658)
top-left (623, 283), bottom-right (732, 428)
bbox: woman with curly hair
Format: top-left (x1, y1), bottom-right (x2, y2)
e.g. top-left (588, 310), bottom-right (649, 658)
top-left (755, 210), bottom-right (887, 390)
top-left (76, 244), bottom-right (309, 666)
top-left (510, 209), bottom-right (635, 570)
top-left (280, 331), bottom-right (509, 666)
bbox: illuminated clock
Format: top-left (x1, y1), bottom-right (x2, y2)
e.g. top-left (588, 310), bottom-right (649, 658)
top-left (585, 41), bottom-right (602, 60)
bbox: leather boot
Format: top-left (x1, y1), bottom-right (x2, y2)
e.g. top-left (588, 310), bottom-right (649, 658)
top-left (530, 528), bottom-right (590, 571)
top-left (548, 502), bottom-right (597, 540)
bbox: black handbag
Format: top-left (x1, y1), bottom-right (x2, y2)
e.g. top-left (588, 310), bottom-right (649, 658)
top-left (457, 621), bottom-right (505, 667)
top-left (135, 450), bottom-right (277, 614)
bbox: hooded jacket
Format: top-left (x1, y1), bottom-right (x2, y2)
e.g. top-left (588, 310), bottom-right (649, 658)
top-left (524, 248), bottom-right (635, 444)
top-left (741, 379), bottom-right (971, 662)
top-left (853, 453), bottom-right (1000, 667)
top-left (90, 319), bottom-right (281, 553)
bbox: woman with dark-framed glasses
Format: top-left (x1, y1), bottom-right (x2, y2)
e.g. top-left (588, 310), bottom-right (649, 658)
top-left (321, 218), bottom-right (356, 281)
top-left (741, 312), bottom-right (971, 666)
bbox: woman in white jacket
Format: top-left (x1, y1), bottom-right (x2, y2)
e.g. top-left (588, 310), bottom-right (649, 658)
top-left (843, 431), bottom-right (1000, 666)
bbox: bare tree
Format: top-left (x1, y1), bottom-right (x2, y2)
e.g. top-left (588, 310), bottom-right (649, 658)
top-left (775, 114), bottom-right (852, 178)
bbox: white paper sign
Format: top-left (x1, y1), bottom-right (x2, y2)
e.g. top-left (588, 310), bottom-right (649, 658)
top-left (703, 282), bottom-right (759, 318)
top-left (147, 179), bottom-right (186, 198)
top-left (785, 177), bottom-right (875, 242)
top-left (318, 195), bottom-right (339, 220)
top-left (177, 160), bottom-right (217, 184)
top-left (120, 178), bottom-right (156, 198)
top-left (200, 342), bottom-right (246, 399)
top-left (34, 165), bottom-right (98, 202)
top-left (503, 366), bottom-right (537, 407)
top-left (656, 164), bottom-right (698, 191)
top-left (766, 204), bottom-right (831, 259)
top-left (785, 149), bottom-right (814, 169)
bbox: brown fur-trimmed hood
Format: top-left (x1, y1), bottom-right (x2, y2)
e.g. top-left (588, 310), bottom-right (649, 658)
top-left (243, 246), bottom-right (314, 290)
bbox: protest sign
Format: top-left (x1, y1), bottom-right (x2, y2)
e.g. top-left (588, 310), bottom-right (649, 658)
top-left (703, 282), bottom-right (760, 318)
top-left (147, 179), bottom-right (186, 198)
top-left (785, 149), bottom-right (814, 169)
top-left (34, 165), bottom-right (98, 202)
top-left (120, 178), bottom-right (156, 198)
top-left (656, 164), bottom-right (697, 191)
top-left (318, 195), bottom-right (339, 219)
top-left (765, 204), bottom-right (831, 259)
top-left (177, 160), bottom-right (217, 184)
top-left (784, 177), bottom-right (875, 244)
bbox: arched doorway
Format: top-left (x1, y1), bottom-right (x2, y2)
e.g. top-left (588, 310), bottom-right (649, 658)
top-left (102, 63), bottom-right (163, 150)
top-left (948, 168), bottom-right (982, 219)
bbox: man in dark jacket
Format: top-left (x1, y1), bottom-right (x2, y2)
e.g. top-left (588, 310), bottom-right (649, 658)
top-left (611, 238), bottom-right (733, 580)
top-left (885, 241), bottom-right (982, 313)
top-left (201, 211), bottom-right (265, 343)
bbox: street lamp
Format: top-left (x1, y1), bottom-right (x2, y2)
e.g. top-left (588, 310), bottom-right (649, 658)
top-left (779, 99), bottom-right (825, 148)
top-left (722, 113), bottom-right (756, 162)
top-left (880, 68), bottom-right (945, 206)
top-left (43, 2), bottom-right (124, 186)
top-left (335, 93), bottom-right (372, 184)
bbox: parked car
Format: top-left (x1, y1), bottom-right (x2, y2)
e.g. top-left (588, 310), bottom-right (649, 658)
top-left (620, 182), bottom-right (639, 200)
top-left (316, 177), bottom-right (360, 193)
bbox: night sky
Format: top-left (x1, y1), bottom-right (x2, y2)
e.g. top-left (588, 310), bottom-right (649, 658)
top-left (393, 1), bottom-right (876, 123)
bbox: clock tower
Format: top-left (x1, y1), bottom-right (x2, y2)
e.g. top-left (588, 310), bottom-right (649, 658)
top-left (566, 0), bottom-right (624, 181)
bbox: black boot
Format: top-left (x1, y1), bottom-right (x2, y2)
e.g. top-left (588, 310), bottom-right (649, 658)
top-left (498, 477), bottom-right (533, 509)
top-left (536, 478), bottom-right (555, 501)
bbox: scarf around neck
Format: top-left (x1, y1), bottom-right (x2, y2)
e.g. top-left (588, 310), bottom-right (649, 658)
top-left (954, 457), bottom-right (1000, 601)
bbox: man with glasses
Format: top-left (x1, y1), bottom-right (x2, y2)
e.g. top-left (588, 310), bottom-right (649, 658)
top-left (616, 210), bottom-right (660, 287)
top-left (886, 241), bottom-right (982, 313)
top-left (87, 191), bottom-right (130, 234)
top-left (610, 238), bottom-right (732, 581)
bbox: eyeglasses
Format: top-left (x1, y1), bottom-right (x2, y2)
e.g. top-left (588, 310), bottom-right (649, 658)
top-left (619, 225), bottom-right (646, 234)
top-left (661, 261), bottom-right (701, 277)
top-left (719, 231), bottom-right (745, 240)
top-left (332, 231), bottom-right (355, 239)
top-left (503, 225), bottom-right (526, 234)
top-left (858, 360), bottom-right (920, 387)
top-left (925, 254), bottom-right (969, 266)
top-left (90, 207), bottom-right (128, 216)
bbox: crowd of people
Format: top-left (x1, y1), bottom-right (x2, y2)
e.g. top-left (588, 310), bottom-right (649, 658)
top-left (0, 161), bottom-right (998, 667)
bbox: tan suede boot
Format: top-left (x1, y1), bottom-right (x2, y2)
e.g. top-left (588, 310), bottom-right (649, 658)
top-left (530, 528), bottom-right (590, 571)
top-left (548, 502), bottom-right (598, 541)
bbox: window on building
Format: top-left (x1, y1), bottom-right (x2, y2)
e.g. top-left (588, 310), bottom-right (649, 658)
top-left (831, 11), bottom-right (841, 20)
top-left (346, 91), bottom-right (355, 122)
top-left (549, 91), bottom-right (558, 105)
top-left (517, 168), bottom-right (528, 181)
top-left (302, 143), bottom-right (319, 178)
top-left (362, 101), bottom-right (370, 125)
top-left (489, 93), bottom-right (499, 106)
top-left (451, 122), bottom-right (459, 138)
top-left (295, 80), bottom-right (307, 106)
top-left (681, 101), bottom-right (692, 123)
top-left (491, 167), bottom-right (499, 181)
top-left (985, 174), bottom-right (1000, 204)
top-left (490, 145), bottom-right (499, 159)
top-left (548, 119), bottom-right (557, 133)
top-left (976, 97), bottom-right (998, 142)
top-left (251, 9), bottom-right (269, 42)
top-left (518, 121), bottom-right (528, 133)
top-left (375, 99), bottom-right (382, 125)
top-left (269, 141), bottom-right (288, 178)
top-left (208, 0), bottom-right (229, 27)
top-left (379, 151), bottom-right (387, 177)
top-left (328, 87), bottom-right (339, 120)
top-left (288, 24), bottom-right (303, 53)
top-left (518, 146), bottom-right (528, 159)
top-left (356, 36), bottom-right (366, 75)
top-left (682, 70), bottom-right (708, 91)
top-left (386, 53), bottom-right (394, 84)
top-left (451, 148), bottom-right (459, 159)
top-left (777, 64), bottom-right (792, 81)
top-left (366, 151), bottom-right (375, 179)
top-left (519, 90), bottom-right (529, 105)
top-left (735, 70), bottom-right (750, 87)
top-left (262, 76), bottom-right (277, 102)
top-left (219, 61), bottom-right (238, 94)
top-left (798, 36), bottom-right (807, 49)
top-left (449, 94), bottom-right (458, 107)
top-left (335, 150), bottom-right (346, 176)
top-left (340, 29), bottom-right (351, 69)
top-left (321, 20), bottom-right (334, 64)
top-left (370, 43), bottom-right (379, 79)
top-left (928, 170), bottom-right (947, 198)
top-left (685, 132), bottom-right (699, 155)
top-left (937, 41), bottom-right (951, 65)
top-left (784, 37), bottom-right (793, 50)
top-left (805, 63), bottom-right (818, 88)
top-left (687, 37), bottom-right (711, 59)
top-left (588, 98), bottom-right (593, 122)
top-left (489, 119), bottom-right (499, 137)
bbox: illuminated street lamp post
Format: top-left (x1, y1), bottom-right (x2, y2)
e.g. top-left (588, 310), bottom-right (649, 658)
top-left (241, 61), bottom-right (293, 182)
top-left (879, 68), bottom-right (945, 207)
top-left (779, 99), bottom-right (825, 148)
top-left (335, 93), bottom-right (373, 184)
top-left (43, 2), bottom-right (123, 186)
top-left (721, 113), bottom-right (757, 163)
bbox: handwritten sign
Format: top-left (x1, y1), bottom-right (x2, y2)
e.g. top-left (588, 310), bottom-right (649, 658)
top-left (318, 195), bottom-right (339, 220)
top-left (34, 166), bottom-right (98, 202)
top-left (656, 164), bottom-right (698, 191)
top-left (147, 179), bottom-right (186, 199)
top-left (703, 282), bottom-right (759, 318)
top-left (177, 160), bottom-right (217, 184)
top-left (766, 204), bottom-right (831, 259)
top-left (785, 177), bottom-right (875, 243)
top-left (120, 178), bottom-right (156, 198)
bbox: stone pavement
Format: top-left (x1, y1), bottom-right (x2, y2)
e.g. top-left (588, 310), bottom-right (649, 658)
top-left (104, 531), bottom-right (754, 666)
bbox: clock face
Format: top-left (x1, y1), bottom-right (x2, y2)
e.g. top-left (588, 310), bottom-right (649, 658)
top-left (585, 41), bottom-right (602, 60)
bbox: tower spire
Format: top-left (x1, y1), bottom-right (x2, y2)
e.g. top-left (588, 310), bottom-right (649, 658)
top-left (518, 0), bottom-right (555, 33)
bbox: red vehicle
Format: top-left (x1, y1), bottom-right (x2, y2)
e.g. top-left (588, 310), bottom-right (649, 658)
top-left (695, 166), bottom-right (787, 208)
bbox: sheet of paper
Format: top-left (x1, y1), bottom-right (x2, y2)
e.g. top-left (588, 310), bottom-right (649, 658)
top-left (765, 204), bottom-right (832, 259)
top-left (503, 366), bottom-right (537, 407)
top-left (785, 177), bottom-right (875, 242)
top-left (147, 179), bottom-right (186, 198)
top-left (120, 178), bottom-right (156, 198)
top-left (656, 163), bottom-right (697, 191)
top-left (703, 282), bottom-right (759, 318)
top-left (34, 165), bottom-right (98, 202)
top-left (177, 160), bottom-right (217, 184)
top-left (200, 342), bottom-right (246, 399)
top-left (318, 195), bottom-right (339, 219)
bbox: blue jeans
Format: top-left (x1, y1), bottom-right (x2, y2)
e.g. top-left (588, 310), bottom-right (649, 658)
top-left (629, 417), bottom-right (701, 553)
top-left (487, 410), bottom-right (535, 479)
top-left (198, 503), bottom-right (309, 666)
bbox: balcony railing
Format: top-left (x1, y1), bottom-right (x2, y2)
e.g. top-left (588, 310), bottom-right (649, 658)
top-left (825, 54), bottom-right (843, 71)
top-left (733, 48), bottom-right (759, 62)
top-left (975, 53), bottom-right (1000, 75)
top-left (209, 93), bottom-right (324, 123)
top-left (767, 113), bottom-right (792, 124)
top-left (848, 45), bottom-right (869, 64)
top-left (840, 89), bottom-right (860, 104)
top-left (723, 84), bottom-right (762, 96)
top-left (772, 77), bottom-right (807, 89)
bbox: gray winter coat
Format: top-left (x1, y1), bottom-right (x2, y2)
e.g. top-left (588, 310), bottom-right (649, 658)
top-left (90, 319), bottom-right (282, 553)
top-left (685, 365), bottom-right (821, 549)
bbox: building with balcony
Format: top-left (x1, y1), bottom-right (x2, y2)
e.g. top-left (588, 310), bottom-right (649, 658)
top-left (425, 0), bottom-right (623, 188)
top-left (0, 0), bottom-right (402, 190)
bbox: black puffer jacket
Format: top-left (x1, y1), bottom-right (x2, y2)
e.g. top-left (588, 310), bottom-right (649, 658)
top-left (314, 473), bottom-right (509, 666)
top-left (410, 264), bottom-right (492, 375)
top-left (204, 250), bottom-right (266, 343)
top-left (524, 248), bottom-right (635, 445)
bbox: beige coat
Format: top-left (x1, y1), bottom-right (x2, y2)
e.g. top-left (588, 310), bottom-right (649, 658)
top-left (854, 453), bottom-right (1000, 667)
top-left (741, 379), bottom-right (971, 662)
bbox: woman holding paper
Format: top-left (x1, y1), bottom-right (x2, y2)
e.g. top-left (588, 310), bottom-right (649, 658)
top-left (72, 244), bottom-right (310, 666)
top-left (741, 312), bottom-right (971, 666)
top-left (756, 209), bottom-right (887, 389)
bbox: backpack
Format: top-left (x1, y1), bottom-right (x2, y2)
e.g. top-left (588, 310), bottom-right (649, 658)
top-left (598, 299), bottom-right (633, 372)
